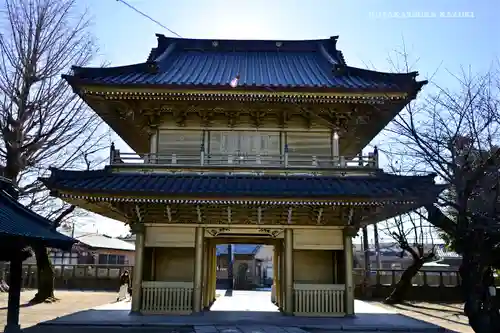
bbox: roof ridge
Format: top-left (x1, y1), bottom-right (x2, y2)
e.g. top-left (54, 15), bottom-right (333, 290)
top-left (65, 63), bottom-right (157, 81)
top-left (333, 65), bottom-right (428, 87)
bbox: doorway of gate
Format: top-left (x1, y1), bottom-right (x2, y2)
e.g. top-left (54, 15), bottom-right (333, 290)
top-left (216, 244), bottom-right (274, 291)
top-left (210, 238), bottom-right (279, 313)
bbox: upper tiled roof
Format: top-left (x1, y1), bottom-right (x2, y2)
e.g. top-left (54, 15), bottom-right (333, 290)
top-left (216, 244), bottom-right (260, 256)
top-left (41, 168), bottom-right (440, 201)
top-left (0, 178), bottom-right (76, 251)
top-left (65, 34), bottom-right (425, 92)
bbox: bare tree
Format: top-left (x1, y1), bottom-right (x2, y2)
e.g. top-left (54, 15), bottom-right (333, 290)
top-left (381, 44), bottom-right (500, 332)
top-left (374, 153), bottom-right (439, 304)
top-left (380, 207), bottom-right (437, 304)
top-left (0, 0), bottom-right (108, 303)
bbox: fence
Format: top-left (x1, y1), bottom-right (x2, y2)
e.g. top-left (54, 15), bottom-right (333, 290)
top-left (0, 263), bottom-right (133, 291)
top-left (0, 263), bottom-right (462, 301)
top-left (353, 268), bottom-right (462, 302)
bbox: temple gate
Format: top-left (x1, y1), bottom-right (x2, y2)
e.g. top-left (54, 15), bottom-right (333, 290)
top-left (42, 34), bottom-right (442, 316)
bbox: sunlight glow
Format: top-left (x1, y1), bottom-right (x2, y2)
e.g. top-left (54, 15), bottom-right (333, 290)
top-left (230, 75), bottom-right (239, 88)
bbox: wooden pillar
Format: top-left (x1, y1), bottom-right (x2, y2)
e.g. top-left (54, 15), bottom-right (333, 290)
top-left (284, 229), bottom-right (293, 314)
top-left (344, 228), bottom-right (355, 315)
top-left (193, 227), bottom-right (204, 312)
top-left (202, 239), bottom-right (209, 308)
top-left (4, 253), bottom-right (22, 333)
top-left (272, 244), bottom-right (278, 303)
top-left (213, 243), bottom-right (217, 300)
top-left (131, 224), bottom-right (145, 313)
top-left (275, 242), bottom-right (282, 307)
top-left (280, 241), bottom-right (285, 310)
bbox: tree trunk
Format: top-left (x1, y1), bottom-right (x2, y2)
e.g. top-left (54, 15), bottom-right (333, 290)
top-left (460, 256), bottom-right (500, 333)
top-left (29, 243), bottom-right (56, 304)
top-left (384, 260), bottom-right (423, 304)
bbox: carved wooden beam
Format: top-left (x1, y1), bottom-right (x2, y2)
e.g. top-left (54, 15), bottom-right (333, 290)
top-left (227, 206), bottom-right (232, 224)
top-left (225, 111), bottom-right (240, 127)
top-left (279, 110), bottom-right (290, 127)
top-left (287, 207), bottom-right (293, 224)
top-left (173, 109), bottom-right (187, 126)
top-left (135, 204), bottom-right (143, 222)
top-left (347, 207), bottom-right (355, 225)
top-left (197, 110), bottom-right (214, 127)
top-left (196, 205), bottom-right (203, 223)
top-left (250, 110), bottom-right (268, 127)
top-left (165, 205), bottom-right (172, 222)
top-left (316, 207), bottom-right (324, 225)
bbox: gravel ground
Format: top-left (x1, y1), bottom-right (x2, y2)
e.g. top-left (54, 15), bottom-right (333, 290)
top-left (370, 301), bottom-right (472, 333)
top-left (0, 290), bottom-right (117, 331)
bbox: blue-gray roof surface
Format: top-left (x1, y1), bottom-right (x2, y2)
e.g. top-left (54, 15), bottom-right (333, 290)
top-left (42, 168), bottom-right (438, 199)
top-left (66, 35), bottom-right (422, 91)
top-left (0, 183), bottom-right (76, 250)
top-left (216, 244), bottom-right (260, 256)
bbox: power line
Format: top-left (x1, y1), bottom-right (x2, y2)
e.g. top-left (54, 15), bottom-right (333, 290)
top-left (115, 0), bottom-right (183, 38)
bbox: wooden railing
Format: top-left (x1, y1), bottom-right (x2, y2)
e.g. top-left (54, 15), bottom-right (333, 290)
top-left (293, 283), bottom-right (345, 316)
top-left (109, 146), bottom-right (379, 170)
top-left (141, 281), bottom-right (193, 314)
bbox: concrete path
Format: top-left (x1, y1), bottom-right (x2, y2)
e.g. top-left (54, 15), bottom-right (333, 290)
top-left (31, 290), bottom-right (451, 332)
top-left (210, 290), bottom-right (279, 312)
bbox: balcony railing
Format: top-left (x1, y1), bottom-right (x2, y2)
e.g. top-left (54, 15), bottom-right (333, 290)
top-left (109, 145), bottom-right (379, 170)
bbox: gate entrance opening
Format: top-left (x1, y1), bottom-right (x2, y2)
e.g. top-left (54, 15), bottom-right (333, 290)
top-left (138, 228), bottom-right (353, 316)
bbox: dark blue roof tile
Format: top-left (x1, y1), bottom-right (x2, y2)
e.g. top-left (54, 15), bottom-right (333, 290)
top-left (0, 179), bottom-right (76, 250)
top-left (67, 35), bottom-right (423, 91)
top-left (42, 168), bottom-right (440, 200)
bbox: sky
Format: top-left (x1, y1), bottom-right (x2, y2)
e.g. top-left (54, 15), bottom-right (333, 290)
top-left (74, 0), bottom-right (499, 239)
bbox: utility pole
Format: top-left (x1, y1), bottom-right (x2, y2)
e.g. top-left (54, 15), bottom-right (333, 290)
top-left (362, 226), bottom-right (371, 275)
top-left (227, 244), bottom-right (233, 290)
top-left (362, 226), bottom-right (372, 297)
top-left (373, 223), bottom-right (382, 269)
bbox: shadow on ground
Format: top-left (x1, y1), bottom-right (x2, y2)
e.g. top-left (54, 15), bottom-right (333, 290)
top-left (17, 291), bottom-right (452, 333)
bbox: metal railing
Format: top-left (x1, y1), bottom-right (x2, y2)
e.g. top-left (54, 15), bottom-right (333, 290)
top-left (109, 144), bottom-right (379, 170)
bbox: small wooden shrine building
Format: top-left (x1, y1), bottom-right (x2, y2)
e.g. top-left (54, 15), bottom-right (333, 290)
top-left (41, 35), bottom-right (442, 316)
top-left (0, 177), bottom-right (75, 333)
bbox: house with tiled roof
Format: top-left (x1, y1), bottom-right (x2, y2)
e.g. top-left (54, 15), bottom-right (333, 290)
top-left (40, 34), bottom-right (443, 316)
top-left (30, 231), bottom-right (136, 267)
top-left (215, 244), bottom-right (263, 289)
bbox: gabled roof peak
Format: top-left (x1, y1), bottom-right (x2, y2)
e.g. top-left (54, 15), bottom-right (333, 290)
top-left (148, 34), bottom-right (342, 61)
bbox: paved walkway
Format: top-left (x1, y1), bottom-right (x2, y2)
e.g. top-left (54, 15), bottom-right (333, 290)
top-left (33, 290), bottom-right (450, 332)
top-left (210, 290), bottom-right (279, 312)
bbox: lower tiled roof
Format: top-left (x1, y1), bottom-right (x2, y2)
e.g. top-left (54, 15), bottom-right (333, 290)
top-left (42, 168), bottom-right (440, 201)
top-left (0, 182), bottom-right (76, 250)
